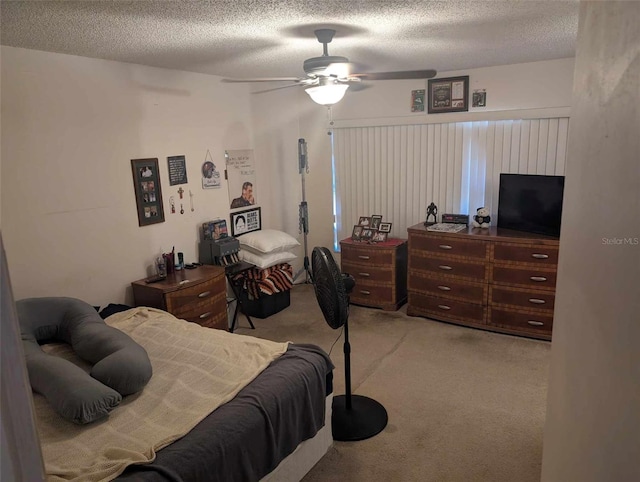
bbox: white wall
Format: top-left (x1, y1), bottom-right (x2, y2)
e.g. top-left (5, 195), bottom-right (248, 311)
top-left (542, 2), bottom-right (640, 480)
top-left (1, 47), bottom-right (575, 306)
top-left (249, 58), bottom-right (575, 265)
top-left (1, 47), bottom-right (255, 307)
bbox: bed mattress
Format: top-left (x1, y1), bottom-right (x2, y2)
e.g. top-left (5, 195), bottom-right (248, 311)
top-left (116, 343), bottom-right (333, 482)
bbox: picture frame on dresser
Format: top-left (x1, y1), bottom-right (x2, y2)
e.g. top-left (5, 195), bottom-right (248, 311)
top-left (370, 215), bottom-right (383, 230)
top-left (352, 225), bottom-right (364, 241)
top-left (379, 222), bottom-right (392, 233)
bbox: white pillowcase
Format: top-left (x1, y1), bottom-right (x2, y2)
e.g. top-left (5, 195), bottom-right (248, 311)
top-left (239, 250), bottom-right (297, 269)
top-left (239, 229), bottom-right (300, 254)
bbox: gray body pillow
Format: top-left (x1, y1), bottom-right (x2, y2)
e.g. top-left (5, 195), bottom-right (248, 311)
top-left (17, 297), bottom-right (152, 424)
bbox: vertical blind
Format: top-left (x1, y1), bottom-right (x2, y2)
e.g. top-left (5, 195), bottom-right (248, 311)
top-left (332, 118), bottom-right (569, 243)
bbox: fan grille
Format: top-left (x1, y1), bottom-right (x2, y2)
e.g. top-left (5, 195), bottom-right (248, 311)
top-left (312, 247), bottom-right (348, 330)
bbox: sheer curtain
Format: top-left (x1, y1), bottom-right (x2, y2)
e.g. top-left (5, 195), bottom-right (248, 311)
top-left (332, 118), bottom-right (569, 245)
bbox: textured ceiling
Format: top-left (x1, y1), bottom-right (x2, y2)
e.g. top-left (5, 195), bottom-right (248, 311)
top-left (0, 1), bottom-right (579, 79)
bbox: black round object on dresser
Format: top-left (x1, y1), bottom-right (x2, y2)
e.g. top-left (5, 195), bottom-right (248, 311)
top-left (311, 247), bottom-right (388, 441)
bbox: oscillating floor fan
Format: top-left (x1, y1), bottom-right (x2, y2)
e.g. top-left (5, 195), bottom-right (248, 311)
top-left (311, 247), bottom-right (388, 441)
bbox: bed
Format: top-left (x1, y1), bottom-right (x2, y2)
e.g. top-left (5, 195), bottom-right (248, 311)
top-left (31, 306), bottom-right (334, 482)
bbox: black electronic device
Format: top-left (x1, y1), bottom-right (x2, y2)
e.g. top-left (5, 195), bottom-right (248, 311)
top-left (199, 237), bottom-right (240, 266)
top-left (311, 247), bottom-right (388, 441)
top-left (497, 173), bottom-right (565, 238)
top-left (442, 213), bottom-right (469, 224)
top-left (145, 275), bottom-right (166, 284)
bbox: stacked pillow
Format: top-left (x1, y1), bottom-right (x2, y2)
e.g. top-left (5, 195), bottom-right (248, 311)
top-left (238, 229), bottom-right (300, 269)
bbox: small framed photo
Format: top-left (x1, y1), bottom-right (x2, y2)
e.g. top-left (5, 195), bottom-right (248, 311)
top-left (358, 216), bottom-right (372, 227)
top-left (352, 225), bottom-right (364, 241)
top-left (371, 215), bottom-right (383, 230)
top-left (427, 75), bottom-right (469, 114)
top-left (372, 231), bottom-right (388, 243)
top-left (378, 222), bottom-right (392, 233)
top-left (360, 228), bottom-right (374, 241)
top-left (131, 158), bottom-right (165, 227)
top-left (231, 207), bottom-right (261, 236)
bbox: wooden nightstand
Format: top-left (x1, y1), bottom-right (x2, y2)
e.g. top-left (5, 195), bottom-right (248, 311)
top-left (340, 237), bottom-right (408, 311)
top-left (131, 265), bottom-right (228, 330)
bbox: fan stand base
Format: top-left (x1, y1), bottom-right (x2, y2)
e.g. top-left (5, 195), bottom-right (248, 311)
top-left (331, 394), bottom-right (388, 441)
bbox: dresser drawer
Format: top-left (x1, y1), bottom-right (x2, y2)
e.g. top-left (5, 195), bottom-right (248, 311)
top-left (492, 266), bottom-right (557, 290)
top-left (490, 285), bottom-right (555, 312)
top-left (410, 234), bottom-right (488, 259)
top-left (408, 292), bottom-right (485, 324)
top-left (410, 255), bottom-right (487, 281)
top-left (165, 276), bottom-right (225, 314)
top-left (489, 307), bottom-right (553, 336)
top-left (409, 272), bottom-right (486, 303)
top-left (342, 261), bottom-right (393, 284)
top-left (493, 243), bottom-right (559, 265)
top-left (350, 284), bottom-right (394, 305)
top-left (341, 244), bottom-right (394, 266)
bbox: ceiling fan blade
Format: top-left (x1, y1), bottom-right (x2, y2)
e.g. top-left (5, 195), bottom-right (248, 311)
top-left (351, 69), bottom-right (438, 81)
top-left (221, 77), bottom-right (302, 83)
top-left (253, 84), bottom-right (306, 94)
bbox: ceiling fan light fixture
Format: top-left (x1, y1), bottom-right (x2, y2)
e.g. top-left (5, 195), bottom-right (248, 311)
top-left (305, 83), bottom-right (349, 105)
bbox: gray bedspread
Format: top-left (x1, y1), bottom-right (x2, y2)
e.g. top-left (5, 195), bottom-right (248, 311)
top-left (116, 343), bottom-right (333, 482)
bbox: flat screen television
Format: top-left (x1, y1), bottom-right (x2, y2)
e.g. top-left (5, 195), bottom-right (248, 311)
top-left (497, 173), bottom-right (565, 238)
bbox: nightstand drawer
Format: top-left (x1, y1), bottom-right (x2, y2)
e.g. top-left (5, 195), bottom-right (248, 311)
top-left (341, 245), bottom-right (394, 266)
top-left (493, 243), bottom-right (559, 265)
top-left (410, 234), bottom-right (488, 259)
top-left (342, 261), bottom-right (393, 284)
top-left (350, 284), bottom-right (394, 305)
top-left (132, 265), bottom-right (228, 330)
top-left (165, 276), bottom-right (225, 314)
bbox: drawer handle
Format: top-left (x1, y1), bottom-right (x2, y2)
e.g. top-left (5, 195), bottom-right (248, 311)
top-left (437, 304), bottom-right (452, 310)
top-left (438, 245), bottom-right (453, 250)
top-left (358, 272), bottom-right (371, 277)
top-left (360, 290), bottom-right (371, 295)
top-left (438, 265), bottom-right (453, 271)
top-left (358, 255), bottom-right (370, 260)
top-left (532, 253), bottom-right (549, 259)
top-left (528, 298), bottom-right (546, 304)
top-left (198, 291), bottom-right (211, 298)
top-left (199, 312), bottom-right (212, 319)
top-left (530, 276), bottom-right (547, 282)
top-left (527, 320), bottom-right (544, 326)
top-left (437, 285), bottom-right (452, 291)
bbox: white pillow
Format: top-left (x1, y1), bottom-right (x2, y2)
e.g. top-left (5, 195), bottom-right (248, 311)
top-left (238, 229), bottom-right (300, 254)
top-left (239, 250), bottom-right (297, 269)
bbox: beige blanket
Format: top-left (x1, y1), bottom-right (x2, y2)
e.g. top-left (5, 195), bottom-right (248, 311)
top-left (34, 307), bottom-right (289, 482)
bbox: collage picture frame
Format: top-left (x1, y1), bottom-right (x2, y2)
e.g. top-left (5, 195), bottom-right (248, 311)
top-left (131, 158), bottom-right (165, 227)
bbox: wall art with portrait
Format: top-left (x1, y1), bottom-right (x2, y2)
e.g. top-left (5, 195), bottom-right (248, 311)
top-left (131, 158), bottom-right (165, 226)
top-left (231, 207), bottom-right (261, 237)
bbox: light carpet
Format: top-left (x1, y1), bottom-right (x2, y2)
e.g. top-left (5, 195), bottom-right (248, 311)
top-left (235, 284), bottom-right (550, 482)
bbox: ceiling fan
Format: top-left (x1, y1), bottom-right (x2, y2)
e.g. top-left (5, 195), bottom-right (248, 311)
top-left (221, 29), bottom-right (437, 105)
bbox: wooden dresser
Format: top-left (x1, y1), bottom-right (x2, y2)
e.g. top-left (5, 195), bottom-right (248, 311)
top-left (131, 265), bottom-right (228, 330)
top-left (340, 237), bottom-right (408, 311)
top-left (406, 224), bottom-right (559, 340)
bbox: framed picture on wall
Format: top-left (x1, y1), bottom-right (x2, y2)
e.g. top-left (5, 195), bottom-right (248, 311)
top-left (427, 76), bottom-right (469, 114)
top-left (231, 207), bottom-right (261, 236)
top-left (131, 158), bottom-right (165, 226)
